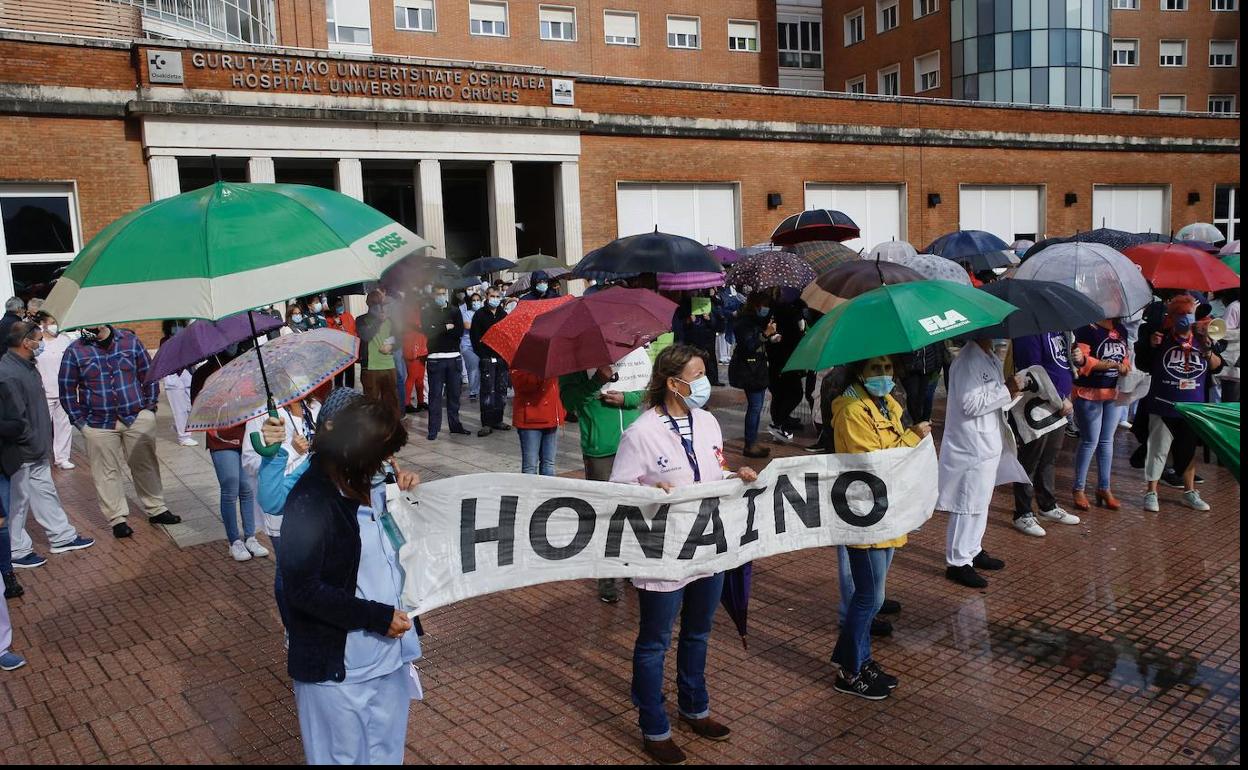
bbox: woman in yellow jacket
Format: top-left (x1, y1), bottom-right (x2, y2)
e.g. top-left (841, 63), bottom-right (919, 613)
top-left (829, 355), bottom-right (931, 701)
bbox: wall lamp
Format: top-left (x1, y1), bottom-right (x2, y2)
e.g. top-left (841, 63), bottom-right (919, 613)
top-left (767, 192), bottom-right (783, 209)
top-left (927, 193), bottom-right (941, 208)
top-left (1187, 191), bottom-right (1201, 205)
top-left (1064, 192), bottom-right (1078, 207)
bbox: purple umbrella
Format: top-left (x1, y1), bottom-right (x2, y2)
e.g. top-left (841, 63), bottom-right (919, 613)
top-left (708, 244), bottom-right (744, 265)
top-left (720, 562), bottom-right (752, 650)
top-left (657, 271), bottom-right (725, 291)
top-left (145, 310), bottom-right (283, 384)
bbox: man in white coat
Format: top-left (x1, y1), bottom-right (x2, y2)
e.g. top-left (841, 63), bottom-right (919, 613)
top-left (937, 338), bottom-right (1029, 588)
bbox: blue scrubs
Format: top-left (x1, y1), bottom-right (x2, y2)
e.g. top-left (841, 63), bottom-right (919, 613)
top-left (294, 485), bottom-right (422, 765)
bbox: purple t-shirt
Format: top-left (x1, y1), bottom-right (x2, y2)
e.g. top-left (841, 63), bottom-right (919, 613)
top-left (1073, 323), bottom-right (1130, 391)
top-left (1148, 333), bottom-right (1209, 417)
top-left (1013, 332), bottom-right (1073, 399)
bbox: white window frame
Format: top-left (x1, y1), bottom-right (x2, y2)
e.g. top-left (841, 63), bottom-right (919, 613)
top-left (778, 14), bottom-right (823, 69)
top-left (1208, 95), bottom-right (1236, 113)
top-left (469, 0), bottom-right (509, 37)
top-left (1209, 40), bottom-right (1237, 67)
top-left (844, 8), bottom-right (865, 46)
top-left (914, 50), bottom-right (940, 92)
top-left (1111, 39), bottom-right (1139, 66)
top-left (877, 0), bottom-right (900, 33)
top-left (1214, 185), bottom-right (1239, 241)
top-left (1158, 94), bottom-right (1188, 112)
top-left (1161, 0), bottom-right (1188, 9)
top-left (878, 64), bottom-right (901, 96)
top-left (914, 0), bottom-right (939, 18)
top-left (326, 0), bottom-right (373, 46)
top-left (394, 0), bottom-right (435, 32)
top-left (728, 19), bottom-right (760, 52)
top-left (1159, 39), bottom-right (1187, 66)
top-left (1112, 0), bottom-right (1139, 7)
top-left (0, 183), bottom-right (82, 301)
top-left (1111, 94), bottom-right (1140, 110)
top-left (539, 5), bottom-right (576, 41)
top-left (846, 75), bottom-right (867, 94)
top-left (666, 15), bottom-right (701, 50)
top-left (603, 9), bottom-right (639, 46)
top-left (1211, 0), bottom-right (1237, 10)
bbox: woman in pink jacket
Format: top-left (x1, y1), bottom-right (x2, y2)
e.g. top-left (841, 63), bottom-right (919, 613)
top-left (609, 344), bottom-right (759, 766)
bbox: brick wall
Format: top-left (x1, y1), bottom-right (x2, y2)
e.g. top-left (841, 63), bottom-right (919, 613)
top-left (275, 0), bottom-right (330, 49)
top-left (0, 39), bottom-right (138, 90)
top-left (822, 0), bottom-right (952, 98)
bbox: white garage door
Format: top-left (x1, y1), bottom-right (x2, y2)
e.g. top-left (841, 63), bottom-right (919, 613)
top-left (960, 186), bottom-right (1043, 243)
top-left (803, 184), bottom-right (905, 252)
top-left (1092, 185), bottom-right (1169, 235)
top-left (616, 183), bottom-right (739, 246)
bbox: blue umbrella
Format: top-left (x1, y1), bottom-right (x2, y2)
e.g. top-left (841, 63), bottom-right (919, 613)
top-left (925, 230), bottom-right (1013, 271)
top-left (461, 256), bottom-right (515, 276)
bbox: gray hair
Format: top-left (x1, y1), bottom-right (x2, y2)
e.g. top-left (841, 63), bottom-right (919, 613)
top-left (5, 297), bottom-right (24, 313)
top-left (25, 298), bottom-right (43, 314)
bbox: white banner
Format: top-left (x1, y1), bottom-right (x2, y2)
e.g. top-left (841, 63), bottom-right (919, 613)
top-left (1010, 366), bottom-right (1067, 444)
top-left (389, 437), bottom-right (939, 614)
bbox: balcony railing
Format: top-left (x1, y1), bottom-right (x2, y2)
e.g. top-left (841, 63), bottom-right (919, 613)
top-left (112, 0), bottom-right (276, 45)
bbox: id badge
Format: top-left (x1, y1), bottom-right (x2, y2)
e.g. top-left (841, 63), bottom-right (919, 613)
top-left (1178, 378), bottom-right (1197, 391)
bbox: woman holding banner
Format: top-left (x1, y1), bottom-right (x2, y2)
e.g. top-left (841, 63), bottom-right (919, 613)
top-left (610, 344), bottom-right (759, 766)
top-left (828, 356), bottom-right (930, 700)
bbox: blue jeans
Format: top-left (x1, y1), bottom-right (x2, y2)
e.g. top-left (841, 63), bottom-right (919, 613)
top-left (633, 572), bottom-right (725, 741)
top-left (830, 547), bottom-right (893, 675)
top-left (393, 349), bottom-right (407, 407)
top-left (0, 473), bottom-right (11, 575)
top-left (271, 534), bottom-right (291, 629)
top-left (518, 428), bottom-right (558, 476)
top-left (744, 388), bottom-right (767, 445)
top-left (836, 545), bottom-right (894, 626)
top-left (210, 449), bottom-right (255, 543)
top-left (426, 357), bottom-right (464, 437)
top-left (460, 339), bottom-right (480, 397)
top-left (1072, 397), bottom-right (1125, 491)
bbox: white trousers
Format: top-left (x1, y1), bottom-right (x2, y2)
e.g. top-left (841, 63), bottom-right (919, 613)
top-left (945, 512), bottom-right (987, 567)
top-left (166, 386), bottom-right (192, 442)
top-left (46, 399), bottom-right (73, 465)
top-left (294, 665), bottom-right (414, 765)
top-left (9, 461), bottom-right (78, 559)
top-left (716, 333), bottom-right (731, 363)
top-left (1144, 413), bottom-right (1174, 482)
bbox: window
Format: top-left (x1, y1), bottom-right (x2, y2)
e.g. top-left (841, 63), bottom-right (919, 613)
top-left (1159, 40), bottom-right (1186, 66)
top-left (728, 20), bottom-right (760, 52)
top-left (667, 16), bottom-right (700, 49)
top-left (1112, 0), bottom-right (1139, 6)
top-left (1158, 94), bottom-right (1187, 112)
top-left (1111, 39), bottom-right (1138, 65)
top-left (1211, 0), bottom-right (1237, 10)
top-left (846, 76), bottom-right (867, 94)
top-left (844, 9), bottom-right (865, 45)
top-left (1111, 94), bottom-right (1140, 110)
top-left (877, 0), bottom-right (900, 32)
top-left (778, 17), bottom-right (823, 68)
top-left (915, 51), bottom-right (940, 91)
top-left (603, 10), bottom-right (638, 45)
top-left (539, 6), bottom-right (575, 41)
top-left (914, 0), bottom-right (938, 17)
top-left (0, 185), bottom-right (80, 302)
top-left (1162, 0), bottom-right (1187, 8)
top-left (1214, 184), bottom-right (1240, 241)
top-left (469, 1), bottom-right (507, 36)
top-left (395, 0), bottom-right (434, 32)
top-left (878, 65), bottom-right (901, 95)
top-left (326, 0), bottom-right (372, 45)
top-left (1209, 41), bottom-right (1237, 66)
top-left (1208, 95), bottom-right (1237, 113)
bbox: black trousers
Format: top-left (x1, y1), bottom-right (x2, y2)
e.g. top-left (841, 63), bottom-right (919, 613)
top-left (769, 371), bottom-right (804, 426)
top-left (479, 357), bottom-right (509, 427)
top-left (1012, 428), bottom-right (1066, 519)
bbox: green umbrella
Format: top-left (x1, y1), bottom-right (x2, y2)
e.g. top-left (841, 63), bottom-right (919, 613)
top-left (44, 182), bottom-right (429, 329)
top-left (1221, 253), bottom-right (1240, 276)
top-left (511, 251), bottom-right (564, 273)
top-left (783, 280), bottom-right (1017, 372)
top-left (1174, 402), bottom-right (1240, 481)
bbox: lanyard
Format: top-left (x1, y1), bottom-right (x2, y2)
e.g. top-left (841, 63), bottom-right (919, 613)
top-left (659, 406), bottom-right (700, 482)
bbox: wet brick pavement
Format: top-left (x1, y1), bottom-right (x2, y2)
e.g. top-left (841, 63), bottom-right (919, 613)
top-left (0, 386), bottom-right (1239, 764)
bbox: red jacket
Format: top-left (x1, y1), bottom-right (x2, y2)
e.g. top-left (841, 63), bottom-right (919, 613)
top-left (511, 370), bottom-right (564, 429)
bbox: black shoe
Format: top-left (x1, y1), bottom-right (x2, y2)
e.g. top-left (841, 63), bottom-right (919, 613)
top-left (1195, 473), bottom-right (1205, 484)
top-left (862, 659), bottom-right (898, 690)
top-left (3, 572), bottom-right (23, 600)
top-left (450, 427), bottom-right (472, 436)
top-left (804, 441), bottom-right (831, 453)
top-left (870, 617), bottom-right (893, 637)
top-left (833, 671), bottom-right (891, 700)
top-left (404, 405), bottom-right (417, 414)
top-left (477, 427), bottom-right (493, 437)
top-left (972, 551), bottom-right (1004, 571)
top-left (414, 403), bottom-right (428, 413)
top-left (491, 423), bottom-right (512, 431)
top-left (112, 522), bottom-right (134, 539)
top-left (782, 417), bottom-right (802, 432)
top-left (148, 510), bottom-right (181, 525)
top-left (742, 444), bottom-right (771, 458)
top-left (1161, 469), bottom-right (1184, 488)
top-left (879, 598), bottom-right (901, 615)
top-left (945, 564), bottom-right (987, 588)
top-left (426, 433), bottom-right (437, 441)
top-left (597, 578), bottom-right (619, 603)
top-left (1129, 445), bottom-right (1146, 469)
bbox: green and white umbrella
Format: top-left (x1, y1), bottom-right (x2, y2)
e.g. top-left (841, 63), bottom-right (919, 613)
top-left (44, 182), bottom-right (430, 329)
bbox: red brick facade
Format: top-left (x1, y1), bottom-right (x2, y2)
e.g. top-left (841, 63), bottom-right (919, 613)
top-left (822, 0), bottom-right (953, 98)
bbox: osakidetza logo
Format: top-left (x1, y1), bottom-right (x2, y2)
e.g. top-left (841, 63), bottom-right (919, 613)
top-left (918, 310), bottom-right (970, 335)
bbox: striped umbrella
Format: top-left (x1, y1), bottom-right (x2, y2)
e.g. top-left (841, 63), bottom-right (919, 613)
top-left (657, 271), bottom-right (725, 291)
top-left (770, 209), bottom-right (860, 245)
top-left (793, 240), bottom-right (860, 274)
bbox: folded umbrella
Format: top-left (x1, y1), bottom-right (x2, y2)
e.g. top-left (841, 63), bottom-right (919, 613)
top-left (461, 256), bottom-right (515, 276)
top-left (1013, 241), bottom-right (1153, 318)
top-left (725, 250), bottom-right (816, 290)
top-left (1177, 222), bottom-right (1226, 244)
top-left (657, 271), bottom-right (724, 291)
top-left (511, 287), bottom-right (677, 378)
top-left (867, 240), bottom-right (918, 262)
top-left (800, 260), bottom-right (924, 314)
top-left (967, 279), bottom-right (1106, 339)
top-left (145, 310), bottom-right (283, 384)
top-left (1122, 242), bottom-right (1240, 292)
top-left (770, 209), bottom-right (860, 246)
top-left (720, 562), bottom-right (752, 650)
top-left (572, 232), bottom-right (721, 276)
top-left (512, 252), bottom-right (565, 274)
top-left (925, 230), bottom-right (1013, 272)
top-left (1174, 403), bottom-right (1239, 481)
top-left (188, 329), bottom-right (358, 430)
top-left (784, 280), bottom-right (1017, 372)
top-left (793, 240), bottom-right (860, 275)
top-left (878, 252), bottom-right (972, 285)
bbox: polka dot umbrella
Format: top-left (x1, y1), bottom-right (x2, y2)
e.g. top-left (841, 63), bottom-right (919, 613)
top-left (725, 249), bottom-right (816, 290)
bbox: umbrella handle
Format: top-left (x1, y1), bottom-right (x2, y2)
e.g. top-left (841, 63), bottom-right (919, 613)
top-left (249, 408), bottom-right (283, 457)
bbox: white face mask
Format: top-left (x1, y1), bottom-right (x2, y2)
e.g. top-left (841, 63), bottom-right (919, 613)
top-left (310, 302), bottom-right (323, 314)
top-left (44, 324), bottom-right (59, 336)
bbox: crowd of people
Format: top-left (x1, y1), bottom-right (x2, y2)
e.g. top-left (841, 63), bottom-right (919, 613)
top-left (0, 257), bottom-right (1238, 763)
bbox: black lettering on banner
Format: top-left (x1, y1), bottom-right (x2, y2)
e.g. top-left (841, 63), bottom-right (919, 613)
top-left (1024, 397), bottom-right (1065, 431)
top-left (739, 486), bottom-right (766, 545)
top-left (529, 497), bottom-right (596, 561)
top-left (605, 504), bottom-right (669, 559)
top-left (678, 498), bottom-right (727, 559)
top-left (460, 496), bottom-right (517, 573)
top-left (773, 473), bottom-right (821, 533)
top-left (830, 472), bottom-right (889, 527)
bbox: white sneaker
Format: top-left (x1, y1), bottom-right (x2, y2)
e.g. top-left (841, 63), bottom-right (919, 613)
top-left (1038, 506), bottom-right (1081, 525)
top-left (1118, 420), bottom-right (1132, 429)
top-left (178, 437), bottom-right (198, 447)
top-left (1181, 490), bottom-right (1210, 511)
top-left (244, 537), bottom-right (270, 558)
top-left (56, 460), bottom-right (76, 470)
top-left (768, 425), bottom-right (794, 444)
top-left (229, 540), bottom-right (252, 561)
top-left (1013, 515), bottom-right (1046, 537)
top-left (1143, 491), bottom-right (1160, 512)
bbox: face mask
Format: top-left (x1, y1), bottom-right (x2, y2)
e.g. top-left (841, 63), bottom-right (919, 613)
top-left (30, 340), bottom-right (45, 357)
top-left (471, 301), bottom-right (483, 311)
top-left (863, 375), bottom-right (894, 398)
top-left (310, 302), bottom-right (323, 314)
top-left (487, 297), bottom-right (501, 308)
top-left (1175, 313), bottom-right (1196, 332)
top-left (44, 324), bottom-right (58, 336)
top-left (535, 282), bottom-right (549, 294)
top-left (290, 314), bottom-right (304, 324)
top-left (676, 376), bottom-right (712, 410)
top-left (334, 305), bottom-right (345, 315)
top-left (435, 295), bottom-right (449, 308)
top-left (756, 306), bottom-right (771, 318)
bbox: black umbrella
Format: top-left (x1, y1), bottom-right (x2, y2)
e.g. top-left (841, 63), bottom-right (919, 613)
top-left (461, 256), bottom-right (515, 276)
top-left (1022, 236), bottom-right (1069, 261)
top-left (968, 278), bottom-right (1105, 339)
top-left (771, 209), bottom-right (860, 245)
top-left (1070, 228), bottom-right (1149, 252)
top-left (571, 231), bottom-right (722, 276)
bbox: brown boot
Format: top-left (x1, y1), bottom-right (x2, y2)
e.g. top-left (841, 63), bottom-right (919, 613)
top-left (1071, 488), bottom-right (1091, 511)
top-left (1096, 489), bottom-right (1121, 510)
top-left (642, 738), bottom-right (687, 765)
top-left (742, 443), bottom-right (770, 458)
top-left (679, 715), bottom-right (732, 741)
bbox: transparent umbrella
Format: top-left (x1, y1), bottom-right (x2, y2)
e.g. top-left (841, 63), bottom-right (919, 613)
top-left (1013, 241), bottom-right (1152, 318)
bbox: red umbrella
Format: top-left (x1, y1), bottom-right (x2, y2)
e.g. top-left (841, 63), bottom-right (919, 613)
top-left (512, 287), bottom-right (677, 378)
top-left (480, 295), bottom-right (574, 364)
top-left (1122, 242), bottom-right (1240, 292)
